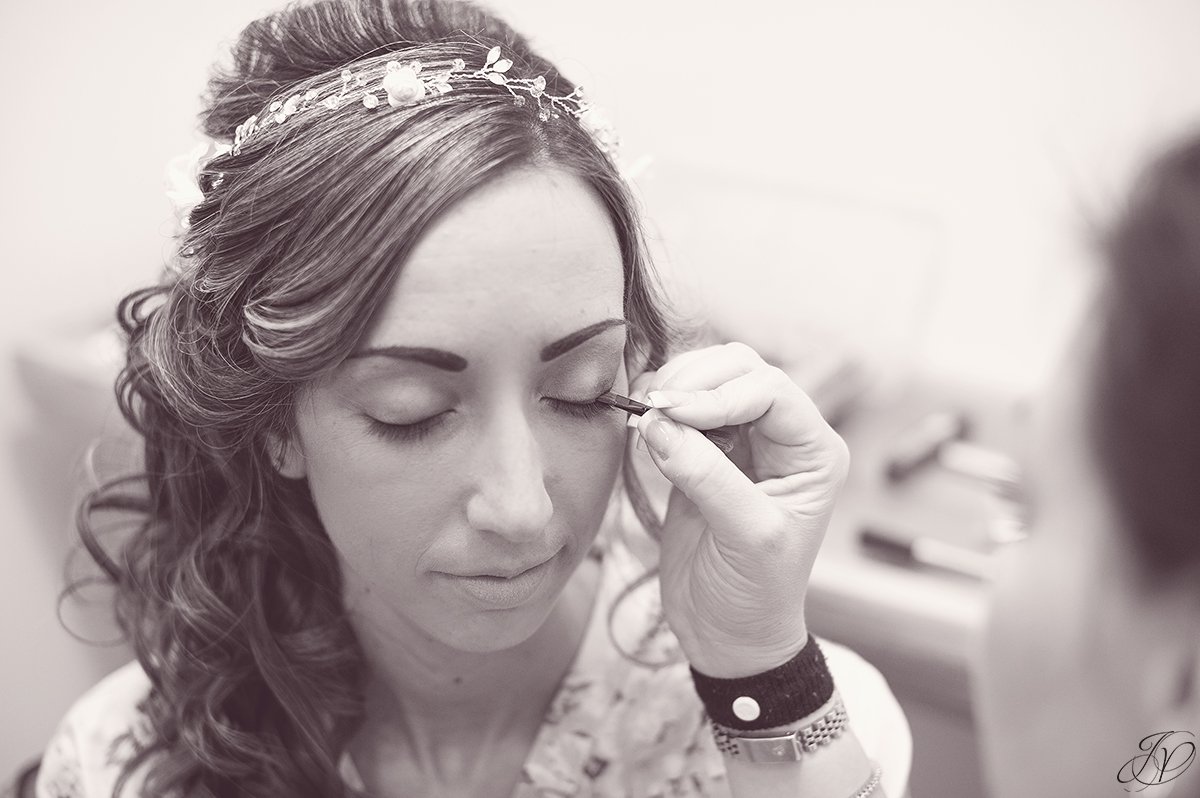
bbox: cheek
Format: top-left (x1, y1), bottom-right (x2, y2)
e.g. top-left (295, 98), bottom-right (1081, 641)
top-left (976, 539), bottom-right (1069, 792)
top-left (298, 419), bottom-right (459, 571)
top-left (980, 541), bottom-right (1042, 691)
top-left (544, 414), bottom-right (629, 521)
top-left (297, 362), bottom-right (633, 546)
top-left (978, 530), bottom-right (1147, 797)
top-left (300, 408), bottom-right (629, 542)
top-left (988, 532), bottom-right (1100, 670)
top-left (544, 367), bottom-right (631, 500)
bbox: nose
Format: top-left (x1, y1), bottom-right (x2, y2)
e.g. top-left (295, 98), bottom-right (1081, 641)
top-left (464, 407), bottom-right (555, 543)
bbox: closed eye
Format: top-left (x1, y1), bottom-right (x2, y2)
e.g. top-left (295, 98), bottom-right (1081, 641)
top-left (366, 412), bottom-right (452, 443)
top-left (365, 394), bottom-right (619, 444)
top-left (545, 397), bottom-right (615, 420)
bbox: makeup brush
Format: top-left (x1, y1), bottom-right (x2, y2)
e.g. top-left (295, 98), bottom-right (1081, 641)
top-left (595, 390), bottom-right (737, 454)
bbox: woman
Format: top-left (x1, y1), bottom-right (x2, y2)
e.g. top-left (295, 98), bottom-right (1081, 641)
top-left (975, 131), bottom-right (1200, 798)
top-left (30, 0), bottom-right (900, 796)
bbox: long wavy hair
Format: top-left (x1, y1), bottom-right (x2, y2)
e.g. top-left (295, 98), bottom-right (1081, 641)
top-left (70, 0), bottom-right (694, 794)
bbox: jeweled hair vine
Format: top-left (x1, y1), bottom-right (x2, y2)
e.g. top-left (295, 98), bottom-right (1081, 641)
top-left (231, 45), bottom-right (619, 157)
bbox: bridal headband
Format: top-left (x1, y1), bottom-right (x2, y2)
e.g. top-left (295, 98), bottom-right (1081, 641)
top-left (231, 45), bottom-right (619, 157)
top-left (166, 44), bottom-right (632, 228)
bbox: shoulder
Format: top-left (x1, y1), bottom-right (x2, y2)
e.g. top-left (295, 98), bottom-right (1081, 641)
top-left (36, 661), bottom-right (156, 798)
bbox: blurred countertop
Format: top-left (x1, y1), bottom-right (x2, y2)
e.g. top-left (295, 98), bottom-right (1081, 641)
top-left (808, 377), bottom-right (1028, 719)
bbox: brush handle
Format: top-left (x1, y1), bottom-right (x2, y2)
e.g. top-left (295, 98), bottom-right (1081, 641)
top-left (600, 391), bottom-right (736, 455)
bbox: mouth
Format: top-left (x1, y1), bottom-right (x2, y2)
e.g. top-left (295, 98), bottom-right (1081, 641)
top-left (446, 552), bottom-right (559, 608)
top-left (451, 551), bottom-right (559, 579)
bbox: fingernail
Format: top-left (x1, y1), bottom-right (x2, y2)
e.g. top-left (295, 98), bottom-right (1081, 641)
top-left (635, 432), bottom-right (648, 453)
top-left (647, 390), bottom-right (694, 409)
top-left (626, 413), bottom-right (640, 429)
top-left (644, 418), bottom-right (680, 459)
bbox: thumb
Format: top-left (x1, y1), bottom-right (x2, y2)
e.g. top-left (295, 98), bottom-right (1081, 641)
top-left (636, 409), bottom-right (775, 538)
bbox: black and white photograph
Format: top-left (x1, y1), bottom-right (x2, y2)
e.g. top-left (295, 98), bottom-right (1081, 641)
top-left (2, 1), bottom-right (1199, 796)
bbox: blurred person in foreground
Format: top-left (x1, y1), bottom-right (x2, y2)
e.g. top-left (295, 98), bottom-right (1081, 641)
top-left (976, 130), bottom-right (1200, 798)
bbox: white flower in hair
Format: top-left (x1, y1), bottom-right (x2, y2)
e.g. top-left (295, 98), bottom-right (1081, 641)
top-left (382, 61), bottom-right (427, 107)
top-left (164, 142), bottom-right (207, 214)
top-left (578, 106), bottom-right (618, 153)
top-left (163, 140), bottom-right (231, 230)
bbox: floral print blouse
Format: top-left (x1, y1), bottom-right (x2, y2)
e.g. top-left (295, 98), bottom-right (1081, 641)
top-left (36, 536), bottom-right (909, 797)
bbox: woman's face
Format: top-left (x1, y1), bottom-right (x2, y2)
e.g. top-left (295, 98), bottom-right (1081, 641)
top-left (975, 318), bottom-right (1199, 798)
top-left (280, 166), bottom-right (631, 653)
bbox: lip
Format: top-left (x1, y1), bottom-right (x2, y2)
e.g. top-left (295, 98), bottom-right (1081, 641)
top-left (445, 553), bottom-right (558, 609)
top-left (450, 551), bottom-right (559, 579)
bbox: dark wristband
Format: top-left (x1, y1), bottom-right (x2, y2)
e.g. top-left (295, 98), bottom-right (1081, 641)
top-left (688, 633), bottom-right (834, 731)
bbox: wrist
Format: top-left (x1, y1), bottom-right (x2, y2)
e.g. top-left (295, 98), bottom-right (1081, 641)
top-left (732, 688), bottom-right (843, 734)
top-left (689, 631), bottom-right (833, 732)
top-left (686, 623), bottom-right (811, 679)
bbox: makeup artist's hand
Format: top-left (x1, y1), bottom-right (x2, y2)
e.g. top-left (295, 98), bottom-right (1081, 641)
top-left (629, 342), bottom-right (849, 678)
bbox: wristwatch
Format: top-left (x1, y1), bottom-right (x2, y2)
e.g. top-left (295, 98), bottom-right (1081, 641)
top-left (710, 696), bottom-right (848, 763)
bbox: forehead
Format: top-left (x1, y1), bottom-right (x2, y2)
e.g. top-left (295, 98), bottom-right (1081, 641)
top-left (365, 166), bottom-right (625, 347)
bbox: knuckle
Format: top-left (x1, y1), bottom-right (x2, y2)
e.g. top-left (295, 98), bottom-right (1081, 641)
top-left (711, 379), bottom-right (742, 415)
top-left (827, 432), bottom-right (852, 485)
top-left (756, 512), bottom-right (796, 557)
top-left (722, 340), bottom-right (759, 361)
top-left (763, 364), bottom-right (794, 390)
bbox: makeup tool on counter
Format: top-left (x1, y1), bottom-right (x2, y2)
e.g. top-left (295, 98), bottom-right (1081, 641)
top-left (858, 525), bottom-right (990, 580)
top-left (596, 390), bottom-right (737, 454)
top-left (884, 410), bottom-right (1021, 497)
top-left (862, 409), bottom-right (1029, 577)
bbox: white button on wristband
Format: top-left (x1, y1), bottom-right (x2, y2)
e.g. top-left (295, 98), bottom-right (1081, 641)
top-left (688, 633), bottom-right (834, 730)
top-left (732, 695), bottom-right (761, 722)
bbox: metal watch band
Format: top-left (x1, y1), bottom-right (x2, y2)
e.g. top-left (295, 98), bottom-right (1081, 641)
top-left (710, 695), bottom-right (848, 763)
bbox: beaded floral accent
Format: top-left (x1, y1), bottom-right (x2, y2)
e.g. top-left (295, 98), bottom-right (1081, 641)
top-left (163, 139), bottom-right (230, 229)
top-left (231, 45), bottom-right (618, 158)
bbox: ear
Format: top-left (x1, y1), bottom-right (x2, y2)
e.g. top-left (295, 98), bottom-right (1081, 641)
top-left (264, 429), bottom-right (307, 480)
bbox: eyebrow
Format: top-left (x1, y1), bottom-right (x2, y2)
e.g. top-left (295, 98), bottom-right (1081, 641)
top-left (347, 318), bottom-right (627, 371)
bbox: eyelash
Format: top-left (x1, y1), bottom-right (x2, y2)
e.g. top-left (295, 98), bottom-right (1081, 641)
top-left (366, 396), bottom-right (616, 444)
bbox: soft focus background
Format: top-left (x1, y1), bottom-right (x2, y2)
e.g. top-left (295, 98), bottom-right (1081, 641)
top-left (3, 0), bottom-right (1200, 794)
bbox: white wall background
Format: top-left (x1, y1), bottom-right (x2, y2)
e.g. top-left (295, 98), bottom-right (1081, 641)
top-left (3, 0), bottom-right (1200, 783)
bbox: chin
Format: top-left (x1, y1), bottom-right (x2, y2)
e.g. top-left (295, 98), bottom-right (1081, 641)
top-left (425, 580), bottom-right (567, 653)
top-left (433, 604), bottom-right (559, 654)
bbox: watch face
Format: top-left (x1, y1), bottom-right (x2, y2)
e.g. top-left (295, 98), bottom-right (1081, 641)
top-left (738, 733), bottom-right (805, 763)
top-left (714, 698), bottom-right (848, 763)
